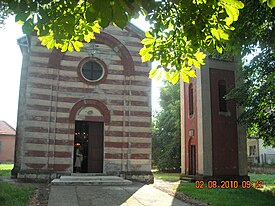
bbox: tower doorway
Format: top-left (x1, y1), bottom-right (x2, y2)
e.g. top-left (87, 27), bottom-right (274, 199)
top-left (189, 145), bottom-right (196, 175)
top-left (74, 121), bottom-right (104, 173)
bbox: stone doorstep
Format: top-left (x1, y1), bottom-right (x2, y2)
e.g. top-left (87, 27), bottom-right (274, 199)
top-left (70, 173), bottom-right (106, 176)
top-left (51, 175), bottom-right (132, 186)
top-left (60, 176), bottom-right (123, 181)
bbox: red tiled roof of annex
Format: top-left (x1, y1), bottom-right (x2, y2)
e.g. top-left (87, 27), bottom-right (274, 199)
top-left (0, 121), bottom-right (16, 135)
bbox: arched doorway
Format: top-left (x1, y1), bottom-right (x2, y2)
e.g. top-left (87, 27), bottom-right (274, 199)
top-left (69, 100), bottom-right (110, 173)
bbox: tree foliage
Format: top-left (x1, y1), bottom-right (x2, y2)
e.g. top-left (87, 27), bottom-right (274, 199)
top-left (227, 49), bottom-right (275, 147)
top-left (2, 0), bottom-right (272, 83)
top-left (226, 0), bottom-right (275, 147)
top-left (229, 0), bottom-right (275, 54)
top-left (152, 82), bottom-right (181, 171)
top-left (1, 1), bottom-right (274, 145)
top-left (1, 0), bottom-right (274, 83)
top-left (0, 2), bottom-right (11, 28)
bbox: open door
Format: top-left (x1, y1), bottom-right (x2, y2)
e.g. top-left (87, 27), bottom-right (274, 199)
top-left (74, 121), bottom-right (104, 173)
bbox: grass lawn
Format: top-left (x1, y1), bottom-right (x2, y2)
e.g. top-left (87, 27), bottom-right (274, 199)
top-left (153, 172), bottom-right (275, 206)
top-left (0, 181), bottom-right (35, 206)
top-left (178, 183), bottom-right (274, 206)
top-left (249, 172), bottom-right (275, 185)
top-left (0, 164), bottom-right (13, 176)
top-left (0, 163), bottom-right (35, 206)
top-left (153, 172), bottom-right (181, 182)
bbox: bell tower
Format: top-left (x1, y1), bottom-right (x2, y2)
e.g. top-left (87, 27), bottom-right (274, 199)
top-left (180, 56), bottom-right (249, 182)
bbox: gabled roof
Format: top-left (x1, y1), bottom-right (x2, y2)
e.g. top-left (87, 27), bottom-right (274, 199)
top-left (0, 121), bottom-right (16, 135)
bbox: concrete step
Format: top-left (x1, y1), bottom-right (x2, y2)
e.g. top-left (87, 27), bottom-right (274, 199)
top-left (180, 175), bottom-right (196, 183)
top-left (71, 173), bottom-right (106, 177)
top-left (51, 175), bottom-right (132, 186)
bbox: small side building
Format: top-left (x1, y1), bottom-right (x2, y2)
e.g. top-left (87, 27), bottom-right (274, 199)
top-left (180, 56), bottom-right (249, 182)
top-left (13, 24), bottom-right (153, 182)
top-left (247, 138), bottom-right (275, 165)
top-left (0, 121), bottom-right (16, 163)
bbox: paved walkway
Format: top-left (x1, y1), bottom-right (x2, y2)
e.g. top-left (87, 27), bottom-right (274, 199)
top-left (48, 182), bottom-right (190, 206)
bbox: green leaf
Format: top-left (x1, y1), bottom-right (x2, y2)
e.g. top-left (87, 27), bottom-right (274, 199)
top-left (149, 69), bottom-right (163, 80)
top-left (22, 20), bottom-right (34, 34)
top-left (139, 46), bottom-right (153, 62)
top-left (220, 0), bottom-right (244, 23)
top-left (8, 1), bottom-right (19, 10)
top-left (194, 51), bottom-right (207, 63)
top-left (86, 6), bottom-right (98, 23)
top-left (165, 71), bottom-right (171, 82)
top-left (210, 28), bottom-right (229, 41)
top-left (184, 69), bottom-right (196, 78)
top-left (68, 42), bottom-right (74, 52)
top-left (15, 12), bottom-right (30, 22)
top-left (84, 32), bottom-right (95, 42)
top-left (216, 44), bottom-right (223, 53)
top-left (149, 69), bottom-right (158, 79)
top-left (72, 41), bottom-right (83, 52)
top-left (141, 52), bottom-right (153, 62)
top-left (39, 34), bottom-right (56, 49)
top-left (181, 73), bottom-right (190, 83)
top-left (61, 43), bottom-right (68, 52)
top-left (113, 2), bottom-right (128, 29)
top-left (170, 70), bottom-right (180, 85)
top-left (141, 37), bottom-right (155, 45)
top-left (100, 11), bottom-right (112, 28)
top-left (267, 0), bottom-right (275, 8)
top-left (92, 22), bottom-right (101, 34)
top-left (145, 31), bottom-right (154, 38)
top-left (90, 0), bottom-right (112, 28)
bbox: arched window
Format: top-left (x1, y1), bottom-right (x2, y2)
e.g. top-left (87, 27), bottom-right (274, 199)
top-left (189, 84), bottom-right (194, 116)
top-left (218, 80), bottom-right (227, 112)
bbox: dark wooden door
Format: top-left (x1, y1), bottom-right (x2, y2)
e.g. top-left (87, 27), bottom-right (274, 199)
top-left (88, 122), bottom-right (104, 173)
top-left (189, 145), bottom-right (196, 175)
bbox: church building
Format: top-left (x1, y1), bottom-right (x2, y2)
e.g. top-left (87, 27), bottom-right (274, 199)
top-left (13, 23), bottom-right (153, 183)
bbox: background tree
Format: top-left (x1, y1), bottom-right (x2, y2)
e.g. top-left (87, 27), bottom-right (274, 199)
top-left (152, 82), bottom-right (181, 171)
top-left (0, 2), bottom-right (11, 28)
top-left (227, 49), bottom-right (274, 147)
top-left (226, 0), bottom-right (275, 147)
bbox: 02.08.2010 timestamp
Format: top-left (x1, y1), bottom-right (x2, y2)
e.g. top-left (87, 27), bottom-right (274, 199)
top-left (195, 180), bottom-right (264, 189)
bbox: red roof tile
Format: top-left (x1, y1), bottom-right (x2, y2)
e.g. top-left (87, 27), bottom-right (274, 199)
top-left (0, 121), bottom-right (16, 135)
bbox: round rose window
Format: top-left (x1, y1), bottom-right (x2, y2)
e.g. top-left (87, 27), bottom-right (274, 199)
top-left (81, 61), bottom-right (104, 82)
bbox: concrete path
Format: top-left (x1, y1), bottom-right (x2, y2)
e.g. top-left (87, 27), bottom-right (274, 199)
top-left (48, 182), bottom-right (190, 206)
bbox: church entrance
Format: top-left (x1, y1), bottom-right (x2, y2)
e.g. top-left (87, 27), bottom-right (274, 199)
top-left (74, 121), bottom-right (104, 173)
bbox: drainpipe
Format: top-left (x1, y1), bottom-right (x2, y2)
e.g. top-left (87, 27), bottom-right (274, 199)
top-left (127, 77), bottom-right (132, 172)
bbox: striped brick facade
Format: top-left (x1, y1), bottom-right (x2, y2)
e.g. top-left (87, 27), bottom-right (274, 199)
top-left (13, 24), bottom-right (153, 182)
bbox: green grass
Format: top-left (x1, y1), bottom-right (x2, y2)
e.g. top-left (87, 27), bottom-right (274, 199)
top-left (0, 164), bottom-right (13, 176)
top-left (0, 163), bottom-right (35, 206)
top-left (249, 173), bottom-right (275, 185)
top-left (178, 183), bottom-right (274, 206)
top-left (153, 172), bottom-right (180, 182)
top-left (153, 172), bottom-right (275, 206)
top-left (0, 180), bottom-right (35, 206)
top-left (249, 173), bottom-right (275, 194)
